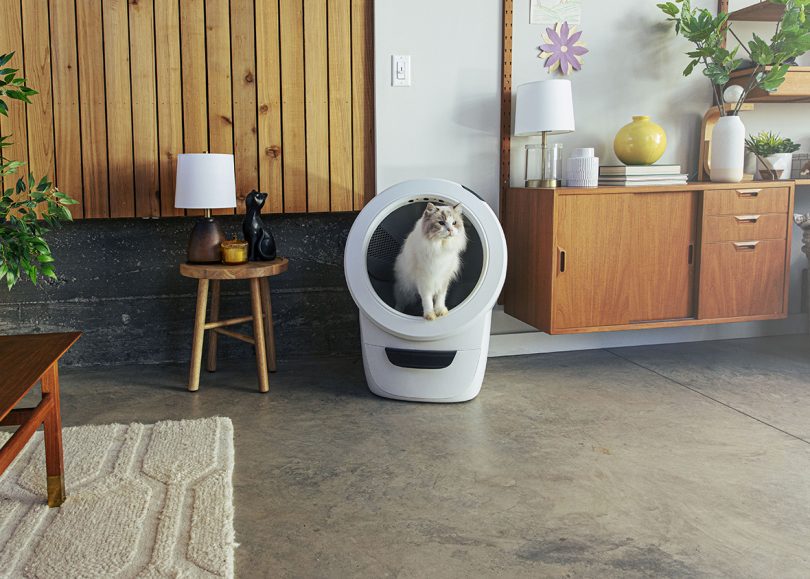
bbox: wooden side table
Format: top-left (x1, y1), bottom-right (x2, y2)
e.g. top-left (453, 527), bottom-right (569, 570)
top-left (0, 332), bottom-right (80, 507)
top-left (180, 259), bottom-right (289, 393)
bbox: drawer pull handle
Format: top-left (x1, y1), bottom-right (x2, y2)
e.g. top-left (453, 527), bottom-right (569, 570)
top-left (688, 243), bottom-right (694, 265)
top-left (733, 241), bottom-right (760, 251)
top-left (559, 248), bottom-right (567, 273)
top-left (734, 215), bottom-right (761, 223)
top-left (736, 189), bottom-right (761, 198)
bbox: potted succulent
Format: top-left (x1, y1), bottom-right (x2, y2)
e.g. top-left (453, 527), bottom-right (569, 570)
top-left (745, 131), bottom-right (801, 180)
top-left (658, 0), bottom-right (810, 182)
top-left (0, 52), bottom-right (76, 289)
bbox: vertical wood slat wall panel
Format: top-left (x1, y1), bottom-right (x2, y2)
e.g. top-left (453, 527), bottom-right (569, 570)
top-left (76, 0), bottom-right (110, 218)
top-left (231, 0), bottom-right (258, 214)
top-left (256, 0), bottom-right (283, 214)
top-left (20, 0), bottom-right (55, 191)
top-left (304, 0), bottom-right (330, 213)
top-left (205, 0), bottom-right (235, 216)
top-left (0, 0), bottom-right (28, 196)
top-left (279, 0), bottom-right (307, 214)
top-left (2, 0), bottom-right (374, 219)
top-left (180, 0), bottom-right (208, 217)
top-left (129, 0), bottom-right (160, 218)
top-left (103, 0), bottom-right (135, 217)
top-left (154, 0), bottom-right (184, 217)
top-left (328, 0), bottom-right (353, 212)
top-left (352, 0), bottom-right (375, 209)
top-left (49, 0), bottom-right (83, 218)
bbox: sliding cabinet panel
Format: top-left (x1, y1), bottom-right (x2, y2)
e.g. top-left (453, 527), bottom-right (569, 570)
top-left (628, 192), bottom-right (698, 322)
top-left (553, 194), bottom-right (632, 330)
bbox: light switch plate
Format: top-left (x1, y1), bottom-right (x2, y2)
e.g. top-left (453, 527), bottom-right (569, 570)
top-left (391, 55), bottom-right (411, 87)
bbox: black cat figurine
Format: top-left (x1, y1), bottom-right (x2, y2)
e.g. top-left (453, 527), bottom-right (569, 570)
top-left (243, 190), bottom-right (277, 261)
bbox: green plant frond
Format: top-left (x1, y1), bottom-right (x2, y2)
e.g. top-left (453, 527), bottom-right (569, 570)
top-left (660, 0), bottom-right (810, 108)
top-left (745, 131), bottom-right (802, 155)
top-left (0, 51), bottom-right (77, 289)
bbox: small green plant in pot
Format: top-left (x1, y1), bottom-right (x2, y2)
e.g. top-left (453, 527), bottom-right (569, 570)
top-left (0, 52), bottom-right (77, 290)
top-left (745, 131), bottom-right (801, 180)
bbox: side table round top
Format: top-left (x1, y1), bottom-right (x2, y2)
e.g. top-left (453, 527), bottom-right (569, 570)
top-left (180, 258), bottom-right (289, 280)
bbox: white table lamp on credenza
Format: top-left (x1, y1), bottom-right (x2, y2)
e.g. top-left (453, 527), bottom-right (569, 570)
top-left (174, 153), bottom-right (237, 263)
top-left (514, 79), bottom-right (575, 188)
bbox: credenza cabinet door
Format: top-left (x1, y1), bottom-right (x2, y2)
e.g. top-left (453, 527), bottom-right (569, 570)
top-left (553, 192), bottom-right (698, 331)
top-left (627, 192), bottom-right (698, 323)
top-left (553, 194), bottom-right (632, 329)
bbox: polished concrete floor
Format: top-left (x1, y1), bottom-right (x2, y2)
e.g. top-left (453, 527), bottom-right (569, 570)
top-left (45, 335), bottom-right (810, 577)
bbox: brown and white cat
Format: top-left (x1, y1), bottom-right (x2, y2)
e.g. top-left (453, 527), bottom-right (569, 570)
top-left (393, 202), bottom-right (467, 320)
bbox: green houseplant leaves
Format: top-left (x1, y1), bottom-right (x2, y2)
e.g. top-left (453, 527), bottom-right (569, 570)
top-left (0, 52), bottom-right (77, 290)
top-left (658, 0), bottom-right (810, 115)
top-left (745, 131), bottom-right (802, 155)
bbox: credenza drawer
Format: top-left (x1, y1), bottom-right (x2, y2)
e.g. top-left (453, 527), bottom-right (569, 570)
top-left (698, 239), bottom-right (787, 319)
top-left (702, 213), bottom-right (788, 243)
top-left (704, 187), bottom-right (789, 216)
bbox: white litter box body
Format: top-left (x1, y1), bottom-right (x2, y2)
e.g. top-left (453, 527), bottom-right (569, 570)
top-left (344, 179), bottom-right (507, 402)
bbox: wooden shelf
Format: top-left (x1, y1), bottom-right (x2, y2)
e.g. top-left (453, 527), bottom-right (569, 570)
top-left (727, 66), bottom-right (810, 103)
top-left (728, 1), bottom-right (784, 22)
top-left (795, 179), bottom-right (810, 185)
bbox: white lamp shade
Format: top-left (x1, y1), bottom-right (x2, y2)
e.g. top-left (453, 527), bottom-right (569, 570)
top-left (514, 79), bottom-right (575, 136)
top-left (174, 153), bottom-right (237, 209)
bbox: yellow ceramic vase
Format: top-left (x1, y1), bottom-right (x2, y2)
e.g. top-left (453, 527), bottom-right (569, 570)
top-left (613, 116), bottom-right (667, 166)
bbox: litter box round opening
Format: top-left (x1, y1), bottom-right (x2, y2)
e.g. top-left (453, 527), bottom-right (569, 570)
top-left (344, 178), bottom-right (507, 342)
top-left (365, 199), bottom-right (485, 317)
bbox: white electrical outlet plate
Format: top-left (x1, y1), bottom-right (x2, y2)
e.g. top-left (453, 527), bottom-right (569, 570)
top-left (391, 55), bottom-right (411, 87)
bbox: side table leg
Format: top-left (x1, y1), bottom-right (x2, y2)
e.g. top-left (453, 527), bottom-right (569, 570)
top-left (189, 278), bottom-right (210, 391)
top-left (41, 364), bottom-right (65, 508)
top-left (207, 280), bottom-right (221, 372)
top-left (259, 277), bottom-right (277, 372)
top-left (250, 278), bottom-right (270, 393)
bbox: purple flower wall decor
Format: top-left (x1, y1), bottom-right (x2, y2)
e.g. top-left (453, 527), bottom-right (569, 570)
top-left (539, 21), bottom-right (588, 75)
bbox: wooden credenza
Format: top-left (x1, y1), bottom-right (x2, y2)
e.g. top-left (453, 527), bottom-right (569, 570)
top-left (503, 182), bottom-right (795, 334)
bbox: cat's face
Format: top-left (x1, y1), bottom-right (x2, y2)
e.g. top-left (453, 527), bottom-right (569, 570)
top-left (421, 203), bottom-right (464, 241)
top-left (246, 191), bottom-right (267, 210)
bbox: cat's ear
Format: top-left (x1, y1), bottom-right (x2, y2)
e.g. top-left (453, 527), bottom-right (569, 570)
top-left (452, 203), bottom-right (463, 215)
top-left (424, 202), bottom-right (437, 214)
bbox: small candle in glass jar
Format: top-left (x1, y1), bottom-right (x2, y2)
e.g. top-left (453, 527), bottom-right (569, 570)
top-left (221, 239), bottom-right (248, 264)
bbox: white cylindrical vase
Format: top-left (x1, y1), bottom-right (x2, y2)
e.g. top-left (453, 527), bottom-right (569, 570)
top-left (565, 148), bottom-right (599, 187)
top-left (711, 115), bottom-right (745, 183)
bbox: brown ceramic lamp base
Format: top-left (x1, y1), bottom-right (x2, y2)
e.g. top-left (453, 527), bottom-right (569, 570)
top-left (187, 217), bottom-right (226, 263)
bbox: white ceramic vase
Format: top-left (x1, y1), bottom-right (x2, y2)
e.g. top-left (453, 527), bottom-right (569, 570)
top-left (757, 153), bottom-right (792, 180)
top-left (711, 115), bottom-right (745, 183)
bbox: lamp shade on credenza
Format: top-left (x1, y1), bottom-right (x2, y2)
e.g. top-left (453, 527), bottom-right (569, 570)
top-left (514, 79), bottom-right (575, 136)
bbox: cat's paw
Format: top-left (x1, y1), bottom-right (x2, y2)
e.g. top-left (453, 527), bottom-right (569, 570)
top-left (424, 311), bottom-right (437, 321)
top-left (435, 307), bottom-right (449, 318)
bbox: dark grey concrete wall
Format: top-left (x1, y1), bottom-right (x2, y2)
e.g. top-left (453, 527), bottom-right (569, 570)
top-left (0, 213), bottom-right (360, 366)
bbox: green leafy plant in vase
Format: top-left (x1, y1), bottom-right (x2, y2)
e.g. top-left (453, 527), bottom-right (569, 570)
top-left (0, 52), bottom-right (77, 289)
top-left (658, 0), bottom-right (810, 182)
top-left (745, 131), bottom-right (801, 180)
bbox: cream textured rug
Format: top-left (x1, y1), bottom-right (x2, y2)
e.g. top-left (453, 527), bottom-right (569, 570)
top-left (0, 417), bottom-right (235, 578)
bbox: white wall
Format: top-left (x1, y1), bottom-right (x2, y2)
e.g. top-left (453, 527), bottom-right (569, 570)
top-left (374, 0), bottom-right (502, 208)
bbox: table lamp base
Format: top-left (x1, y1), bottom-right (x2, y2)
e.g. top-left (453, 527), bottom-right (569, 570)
top-left (187, 217), bottom-right (226, 263)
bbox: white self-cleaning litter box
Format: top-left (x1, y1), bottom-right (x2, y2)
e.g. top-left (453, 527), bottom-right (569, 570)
top-left (344, 179), bottom-right (507, 402)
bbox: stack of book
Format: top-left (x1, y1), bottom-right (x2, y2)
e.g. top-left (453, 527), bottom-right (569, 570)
top-left (599, 165), bottom-right (688, 187)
